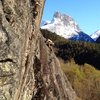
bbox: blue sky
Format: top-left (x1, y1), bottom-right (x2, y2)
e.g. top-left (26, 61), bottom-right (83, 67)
top-left (42, 0), bottom-right (100, 35)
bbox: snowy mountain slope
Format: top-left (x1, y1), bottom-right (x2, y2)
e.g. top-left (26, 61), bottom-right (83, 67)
top-left (90, 30), bottom-right (100, 41)
top-left (41, 12), bottom-right (94, 42)
top-left (40, 20), bottom-right (51, 26)
top-left (41, 12), bottom-right (80, 39)
top-left (70, 31), bottom-right (94, 42)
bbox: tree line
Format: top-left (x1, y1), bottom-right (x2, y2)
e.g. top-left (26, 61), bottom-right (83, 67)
top-left (41, 29), bottom-right (100, 70)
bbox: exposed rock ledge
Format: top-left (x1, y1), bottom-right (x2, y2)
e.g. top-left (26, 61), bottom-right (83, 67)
top-left (0, 0), bottom-right (77, 100)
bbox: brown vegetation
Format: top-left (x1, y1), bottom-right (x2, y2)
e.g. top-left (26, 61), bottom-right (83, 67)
top-left (61, 60), bottom-right (100, 100)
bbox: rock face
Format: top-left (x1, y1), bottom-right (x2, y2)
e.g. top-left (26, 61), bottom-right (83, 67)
top-left (0, 0), bottom-right (77, 100)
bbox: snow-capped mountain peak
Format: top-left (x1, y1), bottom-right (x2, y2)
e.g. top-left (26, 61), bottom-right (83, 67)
top-left (41, 11), bottom-right (80, 39)
top-left (41, 11), bottom-right (94, 42)
top-left (90, 30), bottom-right (100, 41)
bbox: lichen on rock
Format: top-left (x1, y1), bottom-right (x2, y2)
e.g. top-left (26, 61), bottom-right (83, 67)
top-left (0, 0), bottom-right (77, 100)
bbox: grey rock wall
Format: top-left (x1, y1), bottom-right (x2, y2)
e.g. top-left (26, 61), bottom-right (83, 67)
top-left (0, 0), bottom-right (77, 100)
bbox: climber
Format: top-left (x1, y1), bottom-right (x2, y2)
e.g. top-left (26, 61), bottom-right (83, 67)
top-left (45, 39), bottom-right (54, 51)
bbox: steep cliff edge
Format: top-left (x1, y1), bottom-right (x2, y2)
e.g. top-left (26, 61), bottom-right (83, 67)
top-left (0, 0), bottom-right (77, 100)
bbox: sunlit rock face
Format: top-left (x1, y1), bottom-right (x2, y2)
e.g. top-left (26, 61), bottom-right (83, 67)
top-left (0, 0), bottom-right (77, 100)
